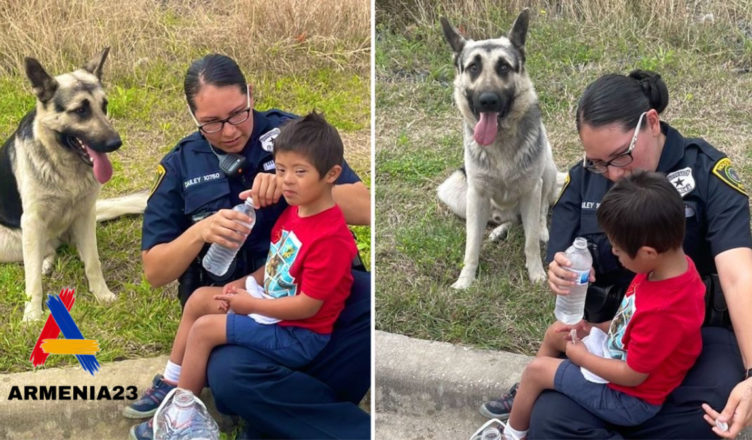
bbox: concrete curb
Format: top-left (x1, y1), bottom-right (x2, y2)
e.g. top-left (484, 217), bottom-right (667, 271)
top-left (375, 330), bottom-right (530, 414)
top-left (0, 355), bottom-right (234, 439)
top-left (375, 331), bottom-right (530, 440)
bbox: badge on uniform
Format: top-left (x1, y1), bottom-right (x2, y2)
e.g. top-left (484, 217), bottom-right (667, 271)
top-left (667, 167), bottom-right (695, 198)
top-left (259, 127), bottom-right (281, 152)
top-left (149, 164), bottom-right (166, 198)
top-left (712, 157), bottom-right (747, 196)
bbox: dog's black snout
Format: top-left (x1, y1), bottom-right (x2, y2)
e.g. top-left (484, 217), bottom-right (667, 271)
top-left (478, 92), bottom-right (501, 111)
top-left (103, 136), bottom-right (122, 152)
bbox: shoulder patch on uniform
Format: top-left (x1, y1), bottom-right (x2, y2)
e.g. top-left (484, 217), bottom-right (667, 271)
top-left (259, 127), bottom-right (281, 152)
top-left (149, 164), bottom-right (166, 198)
top-left (554, 172), bottom-right (570, 205)
top-left (712, 157), bottom-right (747, 196)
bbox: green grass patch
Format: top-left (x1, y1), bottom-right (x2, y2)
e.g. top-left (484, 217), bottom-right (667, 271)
top-left (257, 69), bottom-right (370, 131)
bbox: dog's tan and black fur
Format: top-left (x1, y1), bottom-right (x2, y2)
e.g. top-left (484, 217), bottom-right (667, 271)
top-left (0, 49), bottom-right (146, 321)
top-left (437, 10), bottom-right (563, 288)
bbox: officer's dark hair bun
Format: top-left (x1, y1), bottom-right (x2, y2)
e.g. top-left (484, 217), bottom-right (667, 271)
top-left (628, 70), bottom-right (669, 114)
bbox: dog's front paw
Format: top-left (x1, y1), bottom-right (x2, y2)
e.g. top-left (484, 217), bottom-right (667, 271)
top-left (527, 264), bottom-right (547, 284)
top-left (93, 289), bottom-right (116, 303)
top-left (451, 271), bottom-right (476, 290)
top-left (22, 302), bottom-right (43, 322)
top-left (451, 278), bottom-right (473, 290)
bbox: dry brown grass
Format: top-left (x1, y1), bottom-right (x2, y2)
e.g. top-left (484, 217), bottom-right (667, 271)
top-left (378, 0), bottom-right (752, 33)
top-left (0, 0), bottom-right (370, 78)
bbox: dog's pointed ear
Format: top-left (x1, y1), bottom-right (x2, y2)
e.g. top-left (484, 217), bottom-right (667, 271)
top-left (441, 17), bottom-right (465, 54)
top-left (508, 8), bottom-right (530, 49)
top-left (25, 57), bottom-right (58, 103)
top-left (82, 47), bottom-right (110, 80)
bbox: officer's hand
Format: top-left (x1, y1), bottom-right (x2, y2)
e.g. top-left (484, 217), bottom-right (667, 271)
top-left (200, 209), bottom-right (252, 248)
top-left (244, 172), bottom-right (282, 208)
top-left (547, 252), bottom-right (596, 296)
top-left (702, 378), bottom-right (752, 439)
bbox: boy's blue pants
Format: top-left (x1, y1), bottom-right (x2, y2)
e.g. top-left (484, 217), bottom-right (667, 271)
top-left (206, 270), bottom-right (371, 439)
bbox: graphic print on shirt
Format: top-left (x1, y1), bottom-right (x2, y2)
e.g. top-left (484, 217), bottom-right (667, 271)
top-left (264, 229), bottom-right (302, 298)
top-left (604, 283), bottom-right (636, 361)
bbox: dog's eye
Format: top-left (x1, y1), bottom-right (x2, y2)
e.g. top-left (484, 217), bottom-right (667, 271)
top-left (497, 63), bottom-right (510, 75)
top-left (72, 100), bottom-right (90, 117)
top-left (467, 63), bottom-right (479, 74)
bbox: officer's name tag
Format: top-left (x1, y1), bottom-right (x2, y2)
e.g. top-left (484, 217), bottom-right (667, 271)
top-left (184, 172), bottom-right (222, 189)
top-left (581, 201), bottom-right (600, 210)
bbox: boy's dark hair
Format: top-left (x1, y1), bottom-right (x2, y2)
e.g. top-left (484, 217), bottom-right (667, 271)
top-left (184, 54), bottom-right (247, 113)
top-left (596, 171), bottom-right (684, 258)
top-left (273, 111), bottom-right (344, 177)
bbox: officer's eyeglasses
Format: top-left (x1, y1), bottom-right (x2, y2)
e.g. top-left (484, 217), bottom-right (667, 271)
top-left (583, 111), bottom-right (646, 174)
top-left (188, 93), bottom-right (251, 134)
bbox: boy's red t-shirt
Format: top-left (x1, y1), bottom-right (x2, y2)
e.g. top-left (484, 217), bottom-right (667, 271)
top-left (606, 256), bottom-right (705, 405)
top-left (263, 204), bottom-right (356, 334)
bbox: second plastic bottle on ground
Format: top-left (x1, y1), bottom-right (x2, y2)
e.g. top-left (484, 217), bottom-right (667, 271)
top-left (554, 237), bottom-right (592, 325)
top-left (202, 197), bottom-right (256, 277)
top-left (153, 388), bottom-right (219, 440)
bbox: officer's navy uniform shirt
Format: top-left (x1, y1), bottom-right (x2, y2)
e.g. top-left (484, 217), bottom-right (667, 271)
top-left (547, 122), bottom-right (752, 291)
top-left (142, 109), bottom-right (360, 274)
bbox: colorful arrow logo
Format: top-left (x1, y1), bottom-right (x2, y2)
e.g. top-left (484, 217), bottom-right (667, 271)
top-left (29, 288), bottom-right (100, 375)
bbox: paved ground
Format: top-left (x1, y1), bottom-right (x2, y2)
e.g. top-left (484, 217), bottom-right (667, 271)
top-left (0, 355), bottom-right (235, 439)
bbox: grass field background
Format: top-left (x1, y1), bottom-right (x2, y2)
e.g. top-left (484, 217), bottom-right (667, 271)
top-left (375, 0), bottom-right (752, 354)
top-left (0, 0), bottom-right (370, 373)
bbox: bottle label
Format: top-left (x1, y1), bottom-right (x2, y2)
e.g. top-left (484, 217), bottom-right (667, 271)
top-left (570, 268), bottom-right (590, 285)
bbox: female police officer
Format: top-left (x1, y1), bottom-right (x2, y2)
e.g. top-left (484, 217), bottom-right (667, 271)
top-left (532, 70), bottom-right (752, 438)
top-left (138, 54), bottom-right (370, 438)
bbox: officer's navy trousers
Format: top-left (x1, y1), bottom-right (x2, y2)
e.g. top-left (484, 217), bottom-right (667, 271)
top-left (528, 327), bottom-right (743, 439)
top-left (206, 270), bottom-right (371, 439)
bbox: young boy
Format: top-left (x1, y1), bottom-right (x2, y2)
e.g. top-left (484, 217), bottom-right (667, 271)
top-left (124, 112), bottom-right (357, 439)
top-left (501, 171), bottom-right (705, 440)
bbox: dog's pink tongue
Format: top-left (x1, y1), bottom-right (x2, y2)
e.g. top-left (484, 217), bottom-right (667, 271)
top-left (85, 147), bottom-right (113, 184)
top-left (474, 112), bottom-right (499, 146)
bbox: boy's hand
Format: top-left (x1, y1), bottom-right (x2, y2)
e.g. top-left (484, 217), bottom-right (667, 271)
top-left (215, 286), bottom-right (237, 312)
top-left (222, 277), bottom-right (247, 296)
top-left (214, 289), bottom-right (254, 314)
top-left (565, 338), bottom-right (589, 365)
top-left (555, 320), bottom-right (591, 341)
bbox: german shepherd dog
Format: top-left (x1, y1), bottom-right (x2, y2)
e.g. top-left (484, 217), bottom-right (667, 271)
top-left (0, 49), bottom-right (147, 321)
top-left (437, 10), bottom-right (562, 288)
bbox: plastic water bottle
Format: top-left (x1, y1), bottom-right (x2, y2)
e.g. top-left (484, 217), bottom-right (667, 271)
top-left (480, 427), bottom-right (502, 440)
top-left (554, 237), bottom-right (592, 324)
top-left (202, 197), bottom-right (256, 276)
top-left (153, 388), bottom-right (219, 440)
